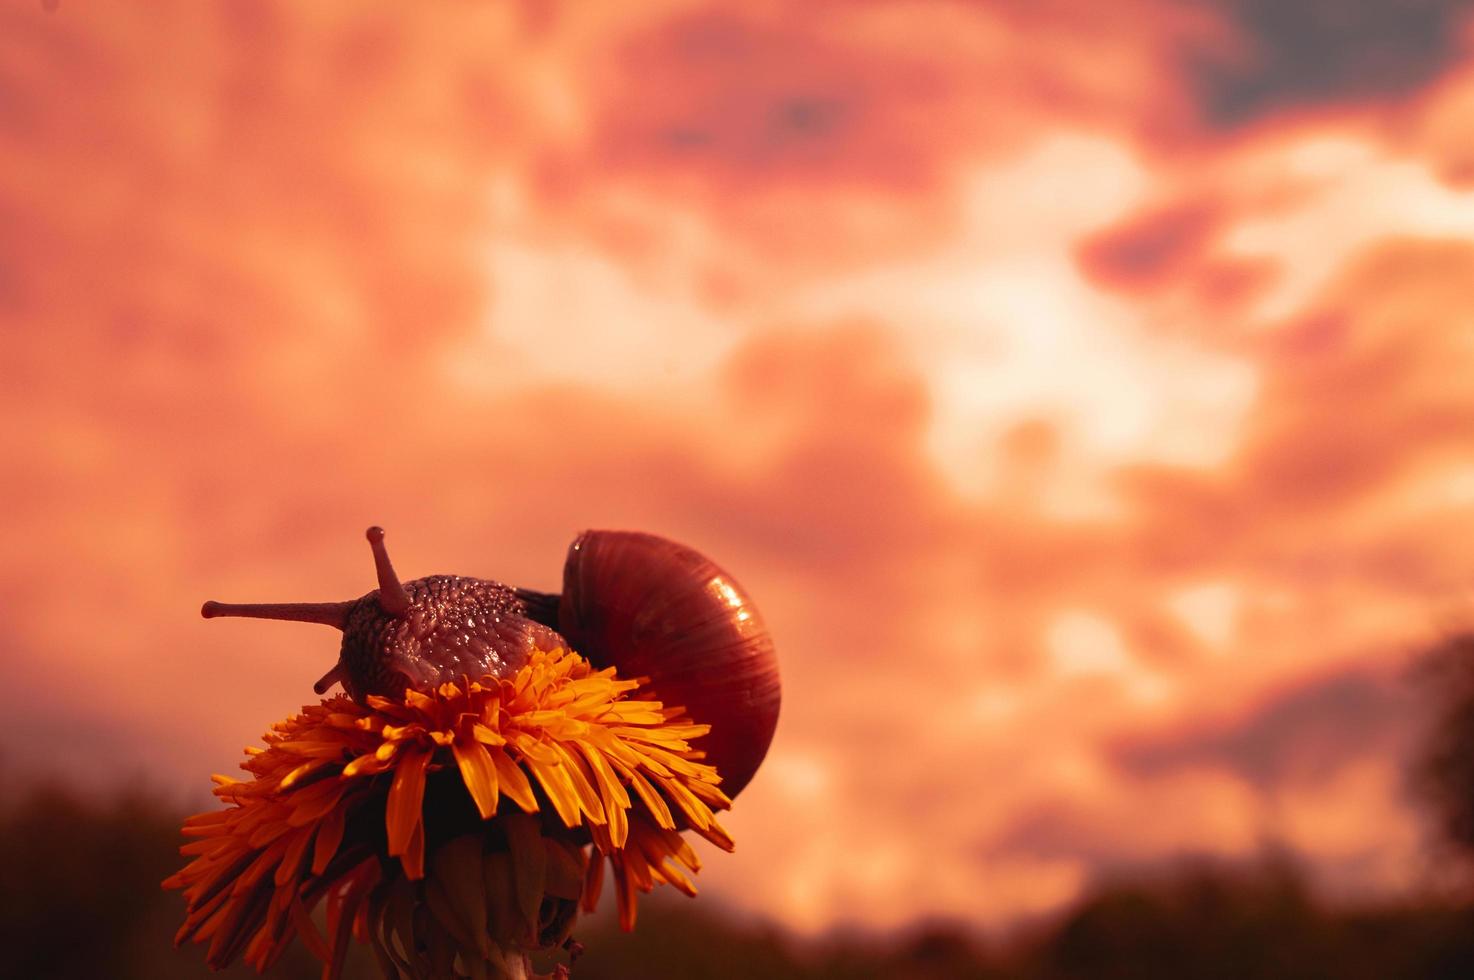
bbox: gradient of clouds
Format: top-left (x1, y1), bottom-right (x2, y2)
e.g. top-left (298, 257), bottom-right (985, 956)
top-left (3, 0), bottom-right (1474, 934)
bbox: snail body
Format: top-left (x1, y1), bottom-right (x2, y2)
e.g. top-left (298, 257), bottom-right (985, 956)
top-left (203, 526), bottom-right (780, 797)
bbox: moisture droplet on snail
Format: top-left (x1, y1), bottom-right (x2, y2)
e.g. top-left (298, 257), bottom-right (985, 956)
top-left (202, 526), bottom-right (781, 800)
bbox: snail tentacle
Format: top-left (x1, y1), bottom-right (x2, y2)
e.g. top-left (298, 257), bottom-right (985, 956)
top-left (365, 526), bottom-right (411, 616)
top-left (199, 600), bottom-right (351, 628)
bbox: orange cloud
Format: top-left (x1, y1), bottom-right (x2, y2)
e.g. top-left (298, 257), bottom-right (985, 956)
top-left (3, 0), bottom-right (1474, 936)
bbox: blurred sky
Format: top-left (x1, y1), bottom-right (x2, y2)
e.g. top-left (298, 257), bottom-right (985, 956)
top-left (4, 0), bottom-right (1474, 936)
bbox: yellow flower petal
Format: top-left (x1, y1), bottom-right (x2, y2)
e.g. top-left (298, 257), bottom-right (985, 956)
top-left (492, 749), bottom-right (539, 814)
top-left (385, 748), bottom-right (429, 863)
top-left (452, 738), bottom-right (501, 819)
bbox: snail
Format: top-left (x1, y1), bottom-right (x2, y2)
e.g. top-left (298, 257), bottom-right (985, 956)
top-left (202, 527), bottom-right (780, 797)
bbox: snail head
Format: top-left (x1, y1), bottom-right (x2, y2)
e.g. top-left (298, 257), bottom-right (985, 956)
top-left (202, 527), bottom-right (557, 701)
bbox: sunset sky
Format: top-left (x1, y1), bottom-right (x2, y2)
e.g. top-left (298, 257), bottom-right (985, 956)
top-left (5, 0), bottom-right (1474, 937)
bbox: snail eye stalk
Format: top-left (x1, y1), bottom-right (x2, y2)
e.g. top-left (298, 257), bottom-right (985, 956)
top-left (199, 600), bottom-right (350, 628)
top-left (365, 525), bottom-right (411, 616)
top-left (198, 525), bottom-right (412, 628)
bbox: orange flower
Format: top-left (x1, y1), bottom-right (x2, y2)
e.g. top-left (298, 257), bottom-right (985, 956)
top-left (165, 647), bottom-right (733, 979)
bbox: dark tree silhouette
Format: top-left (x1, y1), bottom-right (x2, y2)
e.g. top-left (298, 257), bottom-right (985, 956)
top-left (1411, 633), bottom-right (1474, 860)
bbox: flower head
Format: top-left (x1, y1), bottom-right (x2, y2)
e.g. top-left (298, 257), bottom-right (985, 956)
top-left (165, 647), bottom-right (732, 978)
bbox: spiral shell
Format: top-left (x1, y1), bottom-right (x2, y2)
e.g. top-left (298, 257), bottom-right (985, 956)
top-left (551, 531), bottom-right (781, 799)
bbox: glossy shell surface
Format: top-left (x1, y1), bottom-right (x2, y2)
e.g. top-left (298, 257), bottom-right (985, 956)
top-left (557, 530), bottom-right (781, 798)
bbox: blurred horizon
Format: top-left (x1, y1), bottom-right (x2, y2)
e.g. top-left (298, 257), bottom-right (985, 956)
top-left (5, 0), bottom-right (1474, 960)
top-left (8, 774), bottom-right (1474, 978)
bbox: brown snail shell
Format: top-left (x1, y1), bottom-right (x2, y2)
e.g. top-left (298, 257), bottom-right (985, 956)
top-left (201, 527), bottom-right (780, 799)
top-left (539, 530), bottom-right (780, 799)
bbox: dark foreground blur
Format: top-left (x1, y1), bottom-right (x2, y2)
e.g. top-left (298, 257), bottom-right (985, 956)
top-left (4, 780), bottom-right (1474, 980)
